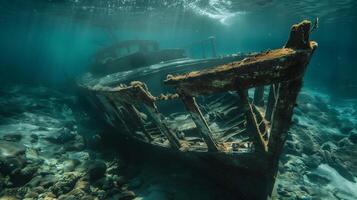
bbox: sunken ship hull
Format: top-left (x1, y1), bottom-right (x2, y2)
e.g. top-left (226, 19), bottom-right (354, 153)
top-left (78, 21), bottom-right (317, 200)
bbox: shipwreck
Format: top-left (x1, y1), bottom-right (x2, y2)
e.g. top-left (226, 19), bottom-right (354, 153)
top-left (77, 20), bottom-right (318, 199)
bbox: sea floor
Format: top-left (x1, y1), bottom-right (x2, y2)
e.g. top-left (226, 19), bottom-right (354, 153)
top-left (0, 85), bottom-right (356, 200)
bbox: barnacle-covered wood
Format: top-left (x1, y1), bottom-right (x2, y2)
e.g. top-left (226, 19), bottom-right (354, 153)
top-left (265, 20), bottom-right (318, 199)
top-left (144, 105), bottom-right (182, 150)
top-left (92, 81), bottom-right (156, 107)
top-left (165, 22), bottom-right (317, 96)
top-left (180, 94), bottom-right (220, 152)
top-left (285, 20), bottom-right (313, 49)
top-left (91, 82), bottom-right (183, 149)
top-left (165, 47), bottom-right (316, 96)
top-left (268, 20), bottom-right (317, 155)
top-left (237, 89), bottom-right (268, 152)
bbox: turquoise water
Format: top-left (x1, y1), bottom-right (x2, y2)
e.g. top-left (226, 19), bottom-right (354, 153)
top-left (0, 1), bottom-right (357, 200)
top-left (1, 0), bottom-right (357, 96)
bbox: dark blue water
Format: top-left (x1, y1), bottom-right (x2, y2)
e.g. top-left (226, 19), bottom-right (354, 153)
top-left (0, 1), bottom-right (357, 200)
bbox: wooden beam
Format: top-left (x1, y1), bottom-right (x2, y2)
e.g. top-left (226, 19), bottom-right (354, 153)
top-left (268, 80), bottom-right (301, 154)
top-left (122, 103), bottom-right (153, 141)
top-left (266, 20), bottom-right (318, 200)
top-left (144, 104), bottom-right (182, 150)
top-left (237, 89), bottom-right (268, 152)
top-left (265, 84), bottom-right (279, 121)
top-left (104, 95), bottom-right (133, 136)
top-left (92, 81), bottom-right (181, 149)
top-left (253, 86), bottom-right (264, 106)
top-left (180, 94), bottom-right (220, 152)
top-left (165, 45), bottom-right (316, 96)
top-left (92, 81), bottom-right (157, 108)
top-left (268, 20), bottom-right (318, 155)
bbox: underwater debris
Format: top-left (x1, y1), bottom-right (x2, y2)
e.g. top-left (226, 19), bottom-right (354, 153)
top-left (78, 20), bottom-right (318, 199)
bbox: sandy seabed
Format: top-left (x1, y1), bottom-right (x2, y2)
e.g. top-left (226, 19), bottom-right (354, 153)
top-left (0, 85), bottom-right (356, 200)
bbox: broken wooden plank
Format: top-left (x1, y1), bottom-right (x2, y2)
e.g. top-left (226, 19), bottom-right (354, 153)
top-left (180, 94), bottom-right (220, 152)
top-left (122, 103), bottom-right (153, 141)
top-left (104, 95), bottom-right (133, 136)
top-left (92, 81), bottom-right (182, 149)
top-left (92, 81), bottom-right (157, 108)
top-left (237, 89), bottom-right (268, 152)
top-left (144, 104), bottom-right (182, 150)
top-left (252, 104), bottom-right (270, 140)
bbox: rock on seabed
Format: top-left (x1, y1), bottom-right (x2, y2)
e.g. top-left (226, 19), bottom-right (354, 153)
top-left (0, 85), bottom-right (131, 199)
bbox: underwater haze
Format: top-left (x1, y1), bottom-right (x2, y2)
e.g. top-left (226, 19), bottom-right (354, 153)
top-left (0, 1), bottom-right (357, 200)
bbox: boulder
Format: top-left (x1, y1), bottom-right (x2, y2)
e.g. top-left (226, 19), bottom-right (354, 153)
top-left (63, 159), bottom-right (80, 172)
top-left (321, 141), bottom-right (338, 152)
top-left (0, 141), bottom-right (26, 158)
top-left (0, 196), bottom-right (19, 200)
top-left (63, 135), bottom-right (85, 152)
top-left (348, 130), bottom-right (357, 144)
top-left (118, 190), bottom-right (136, 200)
top-left (50, 172), bottom-right (81, 196)
top-left (9, 164), bottom-right (37, 186)
top-left (30, 134), bottom-right (38, 143)
top-left (283, 141), bottom-right (302, 156)
top-left (337, 137), bottom-right (352, 147)
top-left (339, 121), bottom-right (354, 134)
top-left (306, 172), bottom-right (330, 185)
top-left (0, 141), bottom-right (27, 175)
top-left (328, 157), bottom-right (356, 183)
top-left (88, 161), bottom-right (107, 182)
top-left (2, 134), bottom-right (22, 142)
top-left (303, 154), bottom-right (322, 170)
top-left (44, 128), bottom-right (75, 144)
